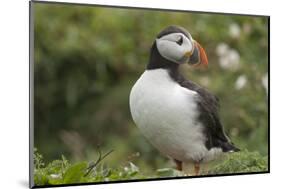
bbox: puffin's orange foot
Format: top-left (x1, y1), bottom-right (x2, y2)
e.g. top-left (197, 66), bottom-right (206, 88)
top-left (194, 163), bottom-right (200, 175)
top-left (174, 159), bottom-right (182, 171)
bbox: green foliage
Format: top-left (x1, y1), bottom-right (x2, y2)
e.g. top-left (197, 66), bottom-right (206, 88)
top-left (209, 150), bottom-right (268, 174)
top-left (63, 162), bottom-right (88, 183)
top-left (34, 149), bottom-right (147, 186)
top-left (34, 149), bottom-right (268, 186)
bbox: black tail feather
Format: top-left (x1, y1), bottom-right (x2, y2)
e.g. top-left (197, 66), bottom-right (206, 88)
top-left (221, 141), bottom-right (240, 152)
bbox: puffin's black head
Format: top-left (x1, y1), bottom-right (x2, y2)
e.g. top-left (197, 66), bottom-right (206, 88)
top-left (147, 25), bottom-right (208, 70)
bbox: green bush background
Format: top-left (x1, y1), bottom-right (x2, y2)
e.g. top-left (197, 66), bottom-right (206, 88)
top-left (33, 2), bottom-right (268, 182)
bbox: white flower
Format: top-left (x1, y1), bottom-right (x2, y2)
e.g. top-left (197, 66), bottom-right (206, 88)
top-left (216, 43), bottom-right (240, 71)
top-left (261, 73), bottom-right (268, 95)
top-left (228, 49), bottom-right (240, 67)
top-left (50, 174), bottom-right (61, 179)
top-left (216, 43), bottom-right (229, 57)
top-left (219, 55), bottom-right (230, 69)
top-left (229, 23), bottom-right (241, 39)
top-left (124, 166), bottom-right (129, 172)
top-left (235, 75), bottom-right (247, 90)
top-left (219, 49), bottom-right (240, 71)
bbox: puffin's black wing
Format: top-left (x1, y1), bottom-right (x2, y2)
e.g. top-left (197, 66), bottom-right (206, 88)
top-left (194, 85), bottom-right (239, 152)
top-left (169, 71), bottom-right (239, 152)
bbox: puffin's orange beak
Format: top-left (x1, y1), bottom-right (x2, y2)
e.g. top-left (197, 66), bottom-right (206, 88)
top-left (194, 41), bottom-right (208, 67)
top-left (186, 40), bottom-right (208, 68)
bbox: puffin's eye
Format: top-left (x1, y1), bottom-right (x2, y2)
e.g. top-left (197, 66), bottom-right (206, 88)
top-left (176, 36), bottom-right (183, 45)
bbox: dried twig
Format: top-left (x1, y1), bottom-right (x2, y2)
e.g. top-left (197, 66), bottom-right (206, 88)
top-left (84, 147), bottom-right (114, 177)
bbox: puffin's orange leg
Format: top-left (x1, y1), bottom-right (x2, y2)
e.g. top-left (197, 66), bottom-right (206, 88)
top-left (194, 163), bottom-right (200, 175)
top-left (174, 159), bottom-right (182, 171)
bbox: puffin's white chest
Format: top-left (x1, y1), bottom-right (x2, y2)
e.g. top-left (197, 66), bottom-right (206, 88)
top-left (129, 69), bottom-right (214, 162)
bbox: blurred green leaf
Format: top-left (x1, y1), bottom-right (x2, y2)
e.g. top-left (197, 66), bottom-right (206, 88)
top-left (63, 162), bottom-right (88, 183)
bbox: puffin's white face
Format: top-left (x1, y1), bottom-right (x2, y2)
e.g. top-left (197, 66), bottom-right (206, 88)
top-left (156, 32), bottom-right (194, 64)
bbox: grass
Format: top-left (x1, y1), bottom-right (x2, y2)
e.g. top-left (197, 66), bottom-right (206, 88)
top-left (33, 149), bottom-right (268, 186)
top-left (208, 150), bottom-right (268, 174)
top-left (33, 148), bottom-right (147, 186)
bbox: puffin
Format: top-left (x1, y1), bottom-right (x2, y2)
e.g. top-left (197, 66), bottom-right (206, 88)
top-left (129, 25), bottom-right (239, 175)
